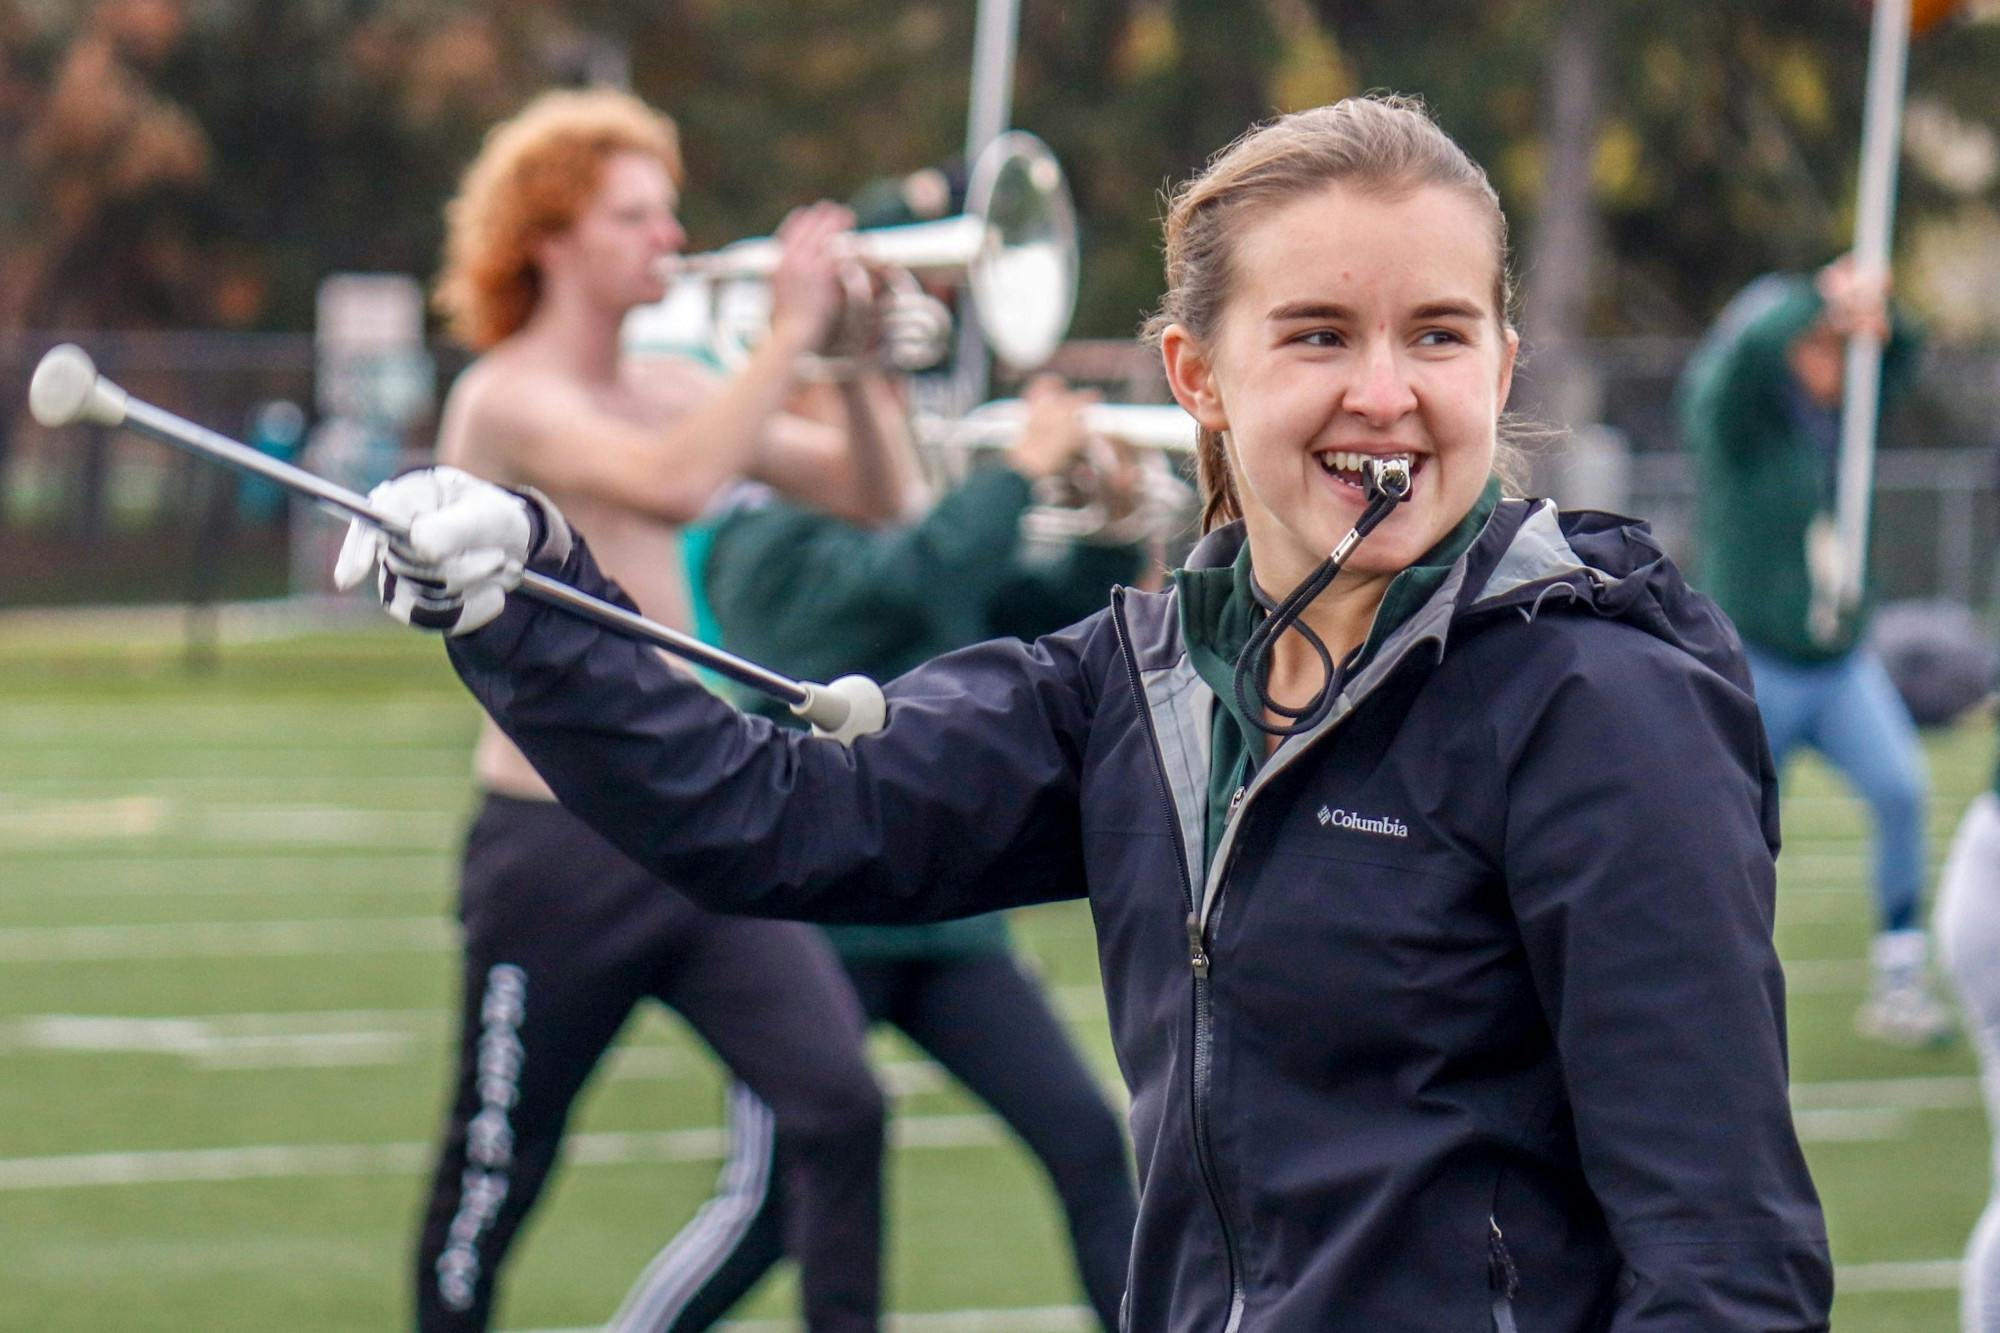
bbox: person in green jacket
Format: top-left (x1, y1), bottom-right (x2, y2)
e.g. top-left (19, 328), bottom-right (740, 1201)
top-left (1679, 255), bottom-right (1951, 1046)
top-left (673, 376), bottom-right (1147, 1329)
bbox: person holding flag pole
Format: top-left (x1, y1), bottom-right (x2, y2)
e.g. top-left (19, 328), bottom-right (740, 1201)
top-left (1679, 0), bottom-right (1957, 1048)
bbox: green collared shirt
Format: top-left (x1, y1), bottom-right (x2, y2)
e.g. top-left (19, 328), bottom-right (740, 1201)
top-left (1175, 479), bottom-right (1501, 876)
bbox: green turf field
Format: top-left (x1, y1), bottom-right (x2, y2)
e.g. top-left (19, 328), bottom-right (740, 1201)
top-left (0, 616), bottom-right (1990, 1331)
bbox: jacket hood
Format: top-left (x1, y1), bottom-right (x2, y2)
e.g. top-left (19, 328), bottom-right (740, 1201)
top-left (1182, 499), bottom-right (1749, 695)
top-left (1459, 499), bottom-right (1751, 694)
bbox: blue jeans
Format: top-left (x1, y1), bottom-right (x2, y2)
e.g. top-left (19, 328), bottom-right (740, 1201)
top-left (1745, 644), bottom-right (1929, 932)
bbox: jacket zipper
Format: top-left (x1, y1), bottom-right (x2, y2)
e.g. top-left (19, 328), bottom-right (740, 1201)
top-left (1110, 587), bottom-right (1243, 1327)
top-left (1488, 1216), bottom-right (1521, 1333)
top-left (1186, 790), bottom-right (1244, 978)
top-left (1184, 780), bottom-right (1248, 976)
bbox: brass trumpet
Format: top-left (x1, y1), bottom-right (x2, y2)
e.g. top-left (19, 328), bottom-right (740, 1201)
top-left (920, 400), bottom-right (1198, 545)
top-left (627, 132), bottom-right (1078, 372)
top-left (926, 400), bottom-right (1199, 454)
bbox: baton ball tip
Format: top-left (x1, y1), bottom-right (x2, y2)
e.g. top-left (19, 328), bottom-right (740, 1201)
top-left (29, 344), bottom-right (103, 427)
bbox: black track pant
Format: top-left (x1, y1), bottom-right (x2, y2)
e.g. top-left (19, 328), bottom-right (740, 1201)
top-left (611, 950), bottom-right (1138, 1331)
top-left (413, 794), bottom-right (883, 1332)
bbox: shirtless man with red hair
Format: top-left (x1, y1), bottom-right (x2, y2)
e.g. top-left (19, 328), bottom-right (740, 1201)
top-left (405, 87), bottom-right (909, 1333)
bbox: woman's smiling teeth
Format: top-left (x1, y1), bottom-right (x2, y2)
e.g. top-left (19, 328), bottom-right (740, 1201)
top-left (1314, 450), bottom-right (1418, 488)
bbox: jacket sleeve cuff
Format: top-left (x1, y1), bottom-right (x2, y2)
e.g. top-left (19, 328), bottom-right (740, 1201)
top-left (512, 484), bottom-right (573, 570)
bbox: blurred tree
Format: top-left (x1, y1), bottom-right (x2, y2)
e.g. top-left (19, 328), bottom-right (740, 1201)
top-left (1, 0), bottom-right (213, 539)
top-left (0, 0), bottom-right (1993, 349)
top-left (624, 0), bottom-right (975, 248)
top-left (163, 1), bottom-right (546, 332)
top-left (1313, 0), bottom-right (2000, 336)
top-left (1517, 0), bottom-right (1610, 452)
top-left (8, 0), bottom-right (211, 330)
top-left (1019, 0), bottom-right (1283, 338)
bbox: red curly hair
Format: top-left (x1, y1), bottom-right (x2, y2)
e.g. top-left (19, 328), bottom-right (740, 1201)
top-left (435, 89), bottom-right (683, 350)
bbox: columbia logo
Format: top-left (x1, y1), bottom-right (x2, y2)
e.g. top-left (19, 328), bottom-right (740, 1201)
top-left (1316, 805), bottom-right (1409, 839)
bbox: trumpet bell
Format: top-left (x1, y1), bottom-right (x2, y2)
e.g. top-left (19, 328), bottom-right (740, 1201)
top-left (963, 132), bottom-right (1077, 369)
top-left (624, 132), bottom-right (1079, 372)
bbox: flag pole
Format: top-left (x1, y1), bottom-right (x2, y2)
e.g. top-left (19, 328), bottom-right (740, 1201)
top-left (949, 0), bottom-right (1022, 412)
top-left (1825, 0), bottom-right (1912, 640)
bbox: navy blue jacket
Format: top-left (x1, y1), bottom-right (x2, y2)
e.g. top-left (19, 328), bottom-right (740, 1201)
top-left (449, 497), bottom-right (1830, 1331)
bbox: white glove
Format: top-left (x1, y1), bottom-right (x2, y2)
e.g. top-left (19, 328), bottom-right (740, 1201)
top-left (333, 466), bottom-right (541, 635)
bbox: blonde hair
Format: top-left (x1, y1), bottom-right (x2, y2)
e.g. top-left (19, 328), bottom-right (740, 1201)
top-left (435, 89), bottom-right (683, 350)
top-left (1143, 94), bottom-right (1517, 532)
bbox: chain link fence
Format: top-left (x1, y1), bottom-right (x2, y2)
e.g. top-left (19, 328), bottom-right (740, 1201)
top-left (0, 332), bottom-right (463, 612)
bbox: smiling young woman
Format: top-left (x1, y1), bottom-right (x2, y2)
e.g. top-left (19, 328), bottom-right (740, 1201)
top-left (1148, 98), bottom-right (1523, 734)
top-left (346, 93), bottom-right (1834, 1331)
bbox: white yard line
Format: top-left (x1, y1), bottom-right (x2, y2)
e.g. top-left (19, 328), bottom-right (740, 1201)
top-left (0, 866), bottom-right (449, 900)
top-left (1792, 1075), bottom-right (1982, 1111)
top-left (12, 1232), bottom-right (380, 1279)
top-left (1836, 1258), bottom-right (1965, 1292)
top-left (0, 798), bottom-right (454, 851)
top-left (0, 698), bottom-right (457, 740)
top-left (0, 916), bottom-right (451, 962)
top-left (8, 768), bottom-right (468, 788)
top-left (1774, 895), bottom-right (1870, 924)
top-left (1777, 957), bottom-right (1873, 993)
top-left (0, 795), bottom-right (173, 841)
top-left (0, 1139), bottom-right (434, 1190)
top-left (513, 1309), bottom-right (1093, 1333)
top-left (0, 851), bottom-right (451, 905)
top-left (1, 1010), bottom-right (441, 1067)
top-left (1784, 852), bottom-right (1968, 880)
top-left (1050, 984), bottom-right (1109, 1018)
top-left (0, 1114), bottom-right (1007, 1192)
top-left (0, 1006), bottom-right (990, 1092)
top-left (194, 806), bottom-right (454, 845)
top-left (1790, 1108), bottom-right (1908, 1141)
top-left (1783, 1077), bottom-right (1987, 1143)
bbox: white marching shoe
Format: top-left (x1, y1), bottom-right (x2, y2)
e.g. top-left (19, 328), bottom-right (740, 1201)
top-left (1855, 928), bottom-right (1957, 1048)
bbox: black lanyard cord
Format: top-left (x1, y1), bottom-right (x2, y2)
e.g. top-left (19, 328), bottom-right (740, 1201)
top-left (1232, 458), bottom-right (1412, 739)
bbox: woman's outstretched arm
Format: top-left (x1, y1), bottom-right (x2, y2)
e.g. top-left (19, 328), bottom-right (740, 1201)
top-left (447, 530), bottom-right (1103, 926)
